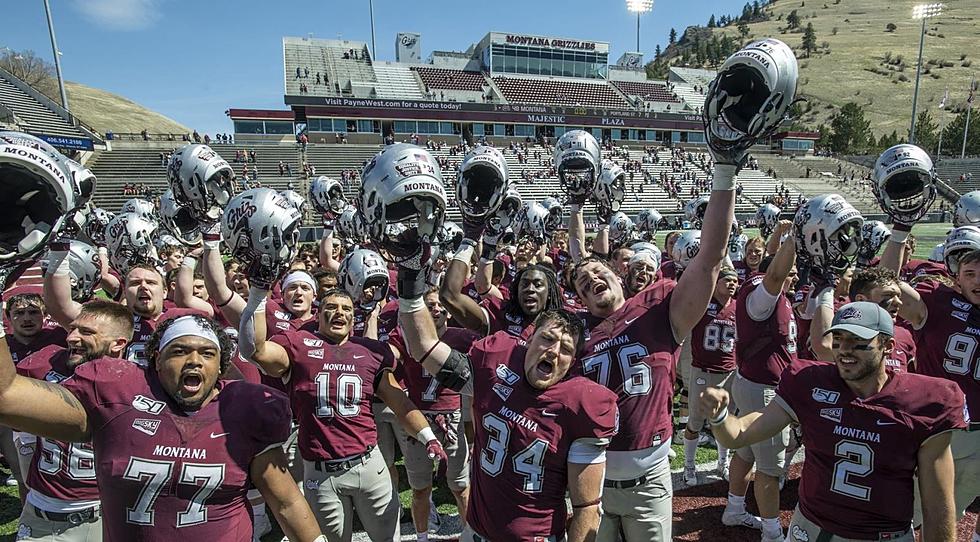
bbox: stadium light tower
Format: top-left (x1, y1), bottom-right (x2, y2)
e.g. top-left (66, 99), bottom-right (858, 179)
top-left (42, 0), bottom-right (69, 113)
top-left (909, 2), bottom-right (943, 145)
top-left (626, 0), bottom-right (654, 53)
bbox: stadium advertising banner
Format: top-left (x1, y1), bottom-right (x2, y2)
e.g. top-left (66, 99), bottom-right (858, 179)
top-left (291, 96), bottom-right (701, 131)
top-left (488, 32), bottom-right (609, 54)
top-left (35, 133), bottom-right (94, 151)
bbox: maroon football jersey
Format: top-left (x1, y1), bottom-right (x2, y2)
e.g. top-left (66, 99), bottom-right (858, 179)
top-left (734, 260), bottom-right (752, 283)
top-left (735, 275), bottom-right (798, 385)
top-left (389, 326), bottom-right (480, 411)
top-left (911, 282), bottom-right (980, 416)
top-left (265, 298), bottom-right (314, 336)
top-left (351, 305), bottom-right (371, 338)
top-left (126, 308), bottom-right (206, 366)
top-left (481, 295), bottom-right (534, 338)
top-left (231, 350), bottom-right (263, 385)
top-left (579, 279), bottom-right (679, 451)
top-left (658, 259), bottom-right (677, 281)
top-left (271, 331), bottom-right (395, 461)
top-left (901, 259), bottom-right (948, 282)
top-left (7, 326), bottom-right (68, 365)
top-left (691, 297), bottom-right (737, 373)
top-left (776, 360), bottom-right (966, 539)
top-left (17, 345), bottom-right (99, 504)
top-left (886, 324), bottom-right (915, 373)
top-left (467, 332), bottom-right (618, 542)
top-left (377, 299), bottom-right (399, 341)
top-left (61, 359), bottom-right (291, 541)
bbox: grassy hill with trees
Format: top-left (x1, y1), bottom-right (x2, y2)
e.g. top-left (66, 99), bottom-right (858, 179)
top-left (646, 0), bottom-right (980, 155)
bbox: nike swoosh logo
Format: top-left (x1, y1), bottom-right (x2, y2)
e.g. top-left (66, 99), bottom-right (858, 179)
top-left (210, 432), bottom-right (230, 439)
top-left (541, 409), bottom-right (559, 417)
top-left (353, 355), bottom-right (365, 359)
top-left (625, 317), bottom-right (639, 326)
top-left (875, 420), bottom-right (897, 426)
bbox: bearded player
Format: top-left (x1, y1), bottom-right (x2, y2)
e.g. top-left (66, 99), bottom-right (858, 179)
top-left (702, 301), bottom-right (965, 541)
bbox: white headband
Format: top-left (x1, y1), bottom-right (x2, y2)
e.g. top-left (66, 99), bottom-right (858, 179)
top-left (159, 316), bottom-right (220, 351)
top-left (282, 270), bottom-right (316, 291)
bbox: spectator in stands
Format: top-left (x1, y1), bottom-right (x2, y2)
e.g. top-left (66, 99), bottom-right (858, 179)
top-left (249, 150), bottom-right (256, 163)
top-left (192, 130), bottom-right (201, 143)
top-left (204, 134), bottom-right (211, 145)
top-left (296, 66), bottom-right (301, 79)
top-left (316, 73), bottom-right (321, 85)
top-left (278, 161), bottom-right (286, 177)
top-left (141, 129), bottom-right (148, 141)
top-left (304, 67), bottom-right (309, 78)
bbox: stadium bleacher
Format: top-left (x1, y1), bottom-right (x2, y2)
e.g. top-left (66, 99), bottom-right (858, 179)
top-left (492, 76), bottom-right (629, 109)
top-left (610, 80), bottom-right (682, 111)
top-left (0, 68), bottom-right (95, 140)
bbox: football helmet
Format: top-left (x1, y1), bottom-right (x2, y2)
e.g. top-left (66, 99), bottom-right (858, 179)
top-left (487, 185), bottom-right (523, 235)
top-left (943, 226), bottom-right (980, 275)
top-left (554, 130), bottom-right (601, 199)
top-left (755, 203), bottom-right (781, 238)
top-left (63, 158), bottom-right (96, 208)
top-left (608, 211), bottom-right (635, 246)
top-left (309, 176), bottom-right (347, 215)
top-left (279, 190), bottom-right (306, 216)
top-left (635, 208), bottom-right (663, 236)
top-left (339, 248), bottom-right (389, 307)
top-left (159, 189), bottom-right (202, 246)
top-left (221, 188), bottom-right (302, 288)
top-left (671, 230), bottom-right (702, 271)
top-left (105, 212), bottom-right (158, 274)
top-left (167, 144), bottom-right (234, 223)
top-left (872, 144), bottom-right (937, 224)
top-left (515, 202), bottom-right (549, 244)
top-left (594, 159), bottom-right (626, 214)
top-left (121, 198), bottom-right (158, 226)
top-left (0, 131), bottom-right (80, 266)
top-left (929, 242), bottom-right (945, 263)
top-left (40, 239), bottom-right (101, 302)
top-left (359, 144), bottom-right (446, 264)
top-left (437, 221), bottom-right (464, 256)
top-left (684, 195), bottom-right (710, 226)
top-left (703, 38), bottom-right (798, 163)
top-left (953, 190), bottom-right (980, 227)
top-left (335, 205), bottom-right (366, 243)
top-left (857, 220), bottom-right (891, 265)
top-left (793, 194), bottom-right (864, 272)
top-left (540, 197), bottom-right (564, 233)
top-left (83, 207), bottom-right (114, 247)
top-left (457, 145), bottom-right (509, 220)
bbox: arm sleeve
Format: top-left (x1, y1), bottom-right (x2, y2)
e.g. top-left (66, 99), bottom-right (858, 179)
top-left (251, 386), bottom-right (293, 454)
top-left (568, 439), bottom-right (607, 465)
top-left (746, 283), bottom-right (780, 322)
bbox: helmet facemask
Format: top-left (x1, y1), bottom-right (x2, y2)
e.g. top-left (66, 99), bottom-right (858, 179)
top-left (459, 163), bottom-right (505, 219)
top-left (0, 162), bottom-right (64, 263)
top-left (557, 154), bottom-right (597, 197)
top-left (876, 169), bottom-right (936, 224)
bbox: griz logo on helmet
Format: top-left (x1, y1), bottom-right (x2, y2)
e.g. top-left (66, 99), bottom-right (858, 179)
top-left (684, 240), bottom-right (701, 260)
top-left (107, 218), bottom-right (128, 240)
top-left (226, 201), bottom-right (258, 227)
top-left (196, 149), bottom-right (218, 162)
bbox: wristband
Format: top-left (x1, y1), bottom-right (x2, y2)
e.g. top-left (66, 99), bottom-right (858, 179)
top-left (48, 250), bottom-right (70, 277)
top-left (453, 243), bottom-right (475, 264)
top-left (712, 164), bottom-right (738, 191)
top-left (416, 426), bottom-right (437, 444)
top-left (215, 292), bottom-right (235, 308)
top-left (244, 287), bottom-right (269, 314)
top-left (181, 256), bottom-right (197, 270)
top-left (569, 203), bottom-right (582, 213)
top-left (398, 296), bottom-right (426, 314)
top-left (708, 409), bottom-right (729, 426)
top-left (815, 287), bottom-right (835, 309)
top-left (890, 229), bottom-right (909, 244)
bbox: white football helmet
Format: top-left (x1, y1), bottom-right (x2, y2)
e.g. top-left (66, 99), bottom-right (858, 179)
top-left (554, 130), bottom-right (601, 199)
top-left (793, 194), bottom-right (864, 272)
top-left (437, 221), bottom-right (464, 256)
top-left (872, 144), bottom-right (937, 224)
top-left (0, 131), bottom-right (80, 266)
top-left (954, 190), bottom-right (980, 227)
top-left (159, 189), bottom-right (202, 246)
top-left (755, 203), bottom-right (781, 238)
top-left (360, 144), bottom-right (446, 263)
top-left (487, 186), bottom-right (522, 234)
top-left (121, 198), bottom-right (158, 227)
top-left (457, 145), bottom-right (509, 220)
top-left (929, 242), bottom-right (945, 263)
top-left (540, 197), bottom-right (564, 234)
top-left (609, 211), bottom-right (636, 246)
top-left (40, 240), bottom-right (101, 302)
top-left (167, 144), bottom-right (234, 223)
top-left (105, 212), bottom-right (158, 274)
top-left (857, 220), bottom-right (891, 266)
top-left (335, 205), bottom-right (367, 243)
top-left (629, 242), bottom-right (662, 272)
top-left (635, 208), bottom-right (663, 236)
top-left (594, 159), bottom-right (626, 214)
top-left (943, 226), bottom-right (980, 275)
top-left (155, 234), bottom-right (183, 250)
top-left (221, 188), bottom-right (302, 287)
top-left (704, 38), bottom-right (798, 162)
top-left (684, 195), bottom-right (710, 226)
top-left (83, 207), bottom-right (114, 247)
top-left (63, 158), bottom-right (96, 209)
top-left (339, 248), bottom-right (389, 307)
top-left (280, 189), bottom-right (306, 215)
top-left (515, 202), bottom-right (549, 244)
top-left (671, 230), bottom-right (702, 271)
top-left (309, 176), bottom-right (347, 215)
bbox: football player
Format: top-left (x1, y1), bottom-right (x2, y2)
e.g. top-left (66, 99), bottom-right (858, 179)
top-left (702, 302), bottom-right (965, 542)
top-left (0, 314), bottom-right (324, 541)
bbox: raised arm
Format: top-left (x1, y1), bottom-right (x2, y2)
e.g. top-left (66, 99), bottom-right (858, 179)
top-left (174, 251), bottom-right (214, 315)
top-left (238, 287), bottom-right (292, 377)
top-left (700, 385), bottom-right (792, 450)
top-left (670, 164), bottom-right (736, 341)
top-left (201, 242), bottom-right (245, 328)
top-left (438, 243), bottom-right (489, 334)
top-left (880, 230), bottom-right (929, 329)
top-left (318, 224), bottom-right (340, 273)
top-left (568, 204), bottom-right (589, 262)
top-left (97, 247), bottom-right (120, 297)
top-left (0, 329), bottom-right (89, 442)
top-left (42, 246), bottom-right (83, 329)
top-left (472, 252), bottom-right (502, 301)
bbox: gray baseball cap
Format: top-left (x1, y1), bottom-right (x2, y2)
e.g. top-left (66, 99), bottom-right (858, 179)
top-left (824, 301), bottom-right (894, 340)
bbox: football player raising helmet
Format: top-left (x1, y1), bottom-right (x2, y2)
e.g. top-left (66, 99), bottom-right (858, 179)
top-left (953, 190), bottom-right (980, 227)
top-left (279, 189), bottom-right (306, 216)
top-left (635, 208), bottom-right (663, 239)
top-left (594, 159), bottom-right (626, 218)
top-left (872, 143), bottom-right (937, 225)
top-left (159, 189), bottom-right (203, 246)
top-left (221, 188), bottom-right (302, 288)
top-left (339, 248), bottom-right (390, 310)
top-left (309, 176), bottom-right (347, 216)
top-left (684, 195), bottom-right (710, 227)
top-left (755, 203), bottom-right (781, 239)
top-left (40, 239), bottom-right (102, 302)
top-left (671, 230), bottom-right (703, 272)
top-left (857, 220), bottom-right (891, 267)
top-left (167, 143), bottom-right (235, 223)
top-left (105, 212), bottom-right (158, 274)
top-left (793, 194), bottom-right (864, 273)
top-left (82, 207), bottom-right (114, 247)
top-left (554, 130), bottom-right (601, 201)
top-left (457, 145), bottom-right (509, 221)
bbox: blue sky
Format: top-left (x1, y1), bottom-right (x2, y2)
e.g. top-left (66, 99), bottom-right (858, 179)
top-left (2, 0), bottom-right (743, 134)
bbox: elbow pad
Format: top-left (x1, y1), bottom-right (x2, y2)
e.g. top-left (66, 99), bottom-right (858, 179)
top-left (436, 350), bottom-right (472, 392)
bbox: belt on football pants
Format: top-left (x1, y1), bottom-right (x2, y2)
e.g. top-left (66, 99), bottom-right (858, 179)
top-left (603, 474), bottom-right (648, 489)
top-left (33, 505), bottom-right (100, 525)
top-left (313, 445), bottom-right (375, 472)
top-left (813, 526), bottom-right (910, 542)
top-left (471, 531), bottom-right (558, 542)
top-left (968, 422), bottom-right (980, 432)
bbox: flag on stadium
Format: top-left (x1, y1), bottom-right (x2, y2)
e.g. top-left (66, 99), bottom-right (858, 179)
top-left (938, 86), bottom-right (948, 108)
top-left (969, 78), bottom-right (977, 106)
